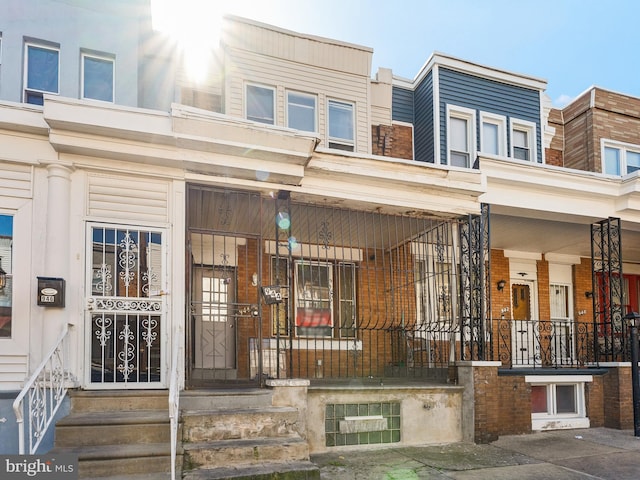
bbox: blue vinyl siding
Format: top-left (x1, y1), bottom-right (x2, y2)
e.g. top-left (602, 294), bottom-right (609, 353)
top-left (413, 71), bottom-right (434, 163)
top-left (392, 86), bottom-right (414, 124)
top-left (438, 67), bottom-right (542, 165)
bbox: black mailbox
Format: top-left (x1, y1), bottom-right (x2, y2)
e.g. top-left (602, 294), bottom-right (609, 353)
top-left (37, 277), bottom-right (65, 307)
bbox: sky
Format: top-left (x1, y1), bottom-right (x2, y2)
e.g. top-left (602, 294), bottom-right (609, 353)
top-left (152, 0), bottom-right (640, 107)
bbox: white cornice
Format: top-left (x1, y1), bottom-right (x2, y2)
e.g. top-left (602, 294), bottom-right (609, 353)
top-left (394, 52), bottom-right (547, 92)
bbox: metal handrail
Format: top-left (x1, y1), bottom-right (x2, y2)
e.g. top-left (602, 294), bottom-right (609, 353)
top-left (168, 326), bottom-right (183, 480)
top-left (13, 323), bottom-right (72, 454)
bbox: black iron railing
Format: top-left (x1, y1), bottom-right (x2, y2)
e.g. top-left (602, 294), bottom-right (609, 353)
top-left (496, 319), bottom-right (598, 368)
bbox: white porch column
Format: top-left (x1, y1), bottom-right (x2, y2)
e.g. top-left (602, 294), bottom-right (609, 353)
top-left (41, 163), bottom-right (73, 351)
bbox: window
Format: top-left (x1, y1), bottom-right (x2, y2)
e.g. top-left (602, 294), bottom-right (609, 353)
top-left (293, 260), bottom-right (356, 338)
top-left (528, 375), bottom-right (591, 430)
top-left (82, 53), bottom-right (114, 102)
top-left (602, 141), bottom-right (640, 175)
top-left (510, 119), bottom-right (537, 162)
top-left (0, 215), bottom-right (13, 338)
top-left (480, 112), bottom-right (506, 156)
top-left (24, 42), bottom-right (59, 105)
top-left (447, 105), bottom-right (476, 168)
top-left (246, 84), bottom-right (275, 124)
top-left (287, 91), bottom-right (316, 132)
top-left (328, 99), bottom-right (355, 151)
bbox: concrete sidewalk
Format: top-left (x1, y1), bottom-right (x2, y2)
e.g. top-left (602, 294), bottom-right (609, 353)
top-left (311, 428), bottom-right (640, 479)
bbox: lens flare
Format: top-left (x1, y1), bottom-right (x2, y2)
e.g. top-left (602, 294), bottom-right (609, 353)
top-left (276, 212), bottom-right (291, 230)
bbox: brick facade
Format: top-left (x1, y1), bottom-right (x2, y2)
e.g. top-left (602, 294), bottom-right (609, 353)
top-left (371, 124), bottom-right (414, 160)
top-left (560, 88), bottom-right (640, 173)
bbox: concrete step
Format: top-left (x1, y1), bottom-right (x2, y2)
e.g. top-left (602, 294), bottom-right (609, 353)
top-left (182, 406), bottom-right (300, 442)
top-left (182, 461), bottom-right (320, 480)
top-left (55, 409), bottom-right (171, 447)
top-left (68, 389), bottom-right (168, 413)
top-left (52, 443), bottom-right (179, 478)
top-left (181, 388), bottom-right (272, 410)
top-left (184, 436), bottom-right (310, 470)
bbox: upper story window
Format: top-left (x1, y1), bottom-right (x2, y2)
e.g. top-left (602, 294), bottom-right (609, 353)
top-left (24, 42), bottom-right (59, 105)
top-left (602, 140), bottom-right (640, 175)
top-left (246, 83), bottom-right (275, 124)
top-left (287, 91), bottom-right (317, 132)
top-left (510, 119), bottom-right (537, 162)
top-left (328, 99), bottom-right (354, 151)
top-left (480, 112), bottom-right (507, 156)
top-left (82, 52), bottom-right (114, 102)
top-left (447, 105), bottom-right (476, 168)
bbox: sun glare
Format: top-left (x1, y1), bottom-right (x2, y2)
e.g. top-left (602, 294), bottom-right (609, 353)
top-left (151, 0), bottom-right (222, 83)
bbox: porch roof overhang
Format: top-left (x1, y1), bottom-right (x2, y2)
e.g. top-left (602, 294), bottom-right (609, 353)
top-left (297, 150), bottom-right (485, 217)
top-left (42, 97), bottom-right (318, 186)
top-left (481, 156), bottom-right (640, 263)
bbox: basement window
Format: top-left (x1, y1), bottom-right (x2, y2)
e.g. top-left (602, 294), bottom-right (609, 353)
top-left (526, 375), bottom-right (591, 431)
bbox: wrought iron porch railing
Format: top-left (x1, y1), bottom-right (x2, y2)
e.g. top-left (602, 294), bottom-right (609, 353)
top-left (13, 324), bottom-right (73, 455)
top-left (168, 326), bottom-right (183, 480)
top-left (496, 319), bottom-right (597, 369)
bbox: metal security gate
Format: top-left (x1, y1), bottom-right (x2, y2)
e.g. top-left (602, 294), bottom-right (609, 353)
top-left (186, 185), bottom-right (489, 384)
top-left (85, 223), bottom-right (166, 388)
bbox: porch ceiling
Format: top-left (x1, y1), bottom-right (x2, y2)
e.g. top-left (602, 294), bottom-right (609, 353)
top-left (491, 214), bottom-right (640, 264)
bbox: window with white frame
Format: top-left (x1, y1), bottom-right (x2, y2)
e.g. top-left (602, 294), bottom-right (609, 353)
top-left (246, 84), bottom-right (275, 124)
top-left (527, 375), bottom-right (591, 430)
top-left (24, 42), bottom-right (60, 105)
top-left (328, 99), bottom-right (355, 151)
top-left (81, 52), bottom-right (114, 102)
top-left (287, 91), bottom-right (316, 132)
top-left (447, 105), bottom-right (476, 168)
top-left (510, 119), bottom-right (537, 162)
top-left (480, 112), bottom-right (506, 156)
top-left (602, 140), bottom-right (640, 175)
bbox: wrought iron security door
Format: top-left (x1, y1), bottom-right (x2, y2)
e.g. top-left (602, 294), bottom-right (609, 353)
top-left (86, 224), bottom-right (166, 388)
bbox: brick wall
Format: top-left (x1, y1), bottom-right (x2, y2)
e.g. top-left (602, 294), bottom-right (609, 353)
top-left (545, 148), bottom-right (563, 167)
top-left (371, 124), bottom-right (414, 160)
top-left (472, 366), bottom-right (501, 443)
top-left (559, 87), bottom-right (640, 173)
top-left (586, 375), bottom-right (605, 427)
top-left (603, 366), bottom-right (634, 429)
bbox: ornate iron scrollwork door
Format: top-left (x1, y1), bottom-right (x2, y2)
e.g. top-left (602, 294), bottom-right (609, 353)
top-left (86, 224), bottom-right (166, 388)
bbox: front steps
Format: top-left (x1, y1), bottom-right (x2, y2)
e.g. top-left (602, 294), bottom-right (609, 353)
top-left (51, 388), bottom-right (318, 479)
top-left (51, 390), bottom-right (178, 479)
top-left (180, 390), bottom-right (319, 480)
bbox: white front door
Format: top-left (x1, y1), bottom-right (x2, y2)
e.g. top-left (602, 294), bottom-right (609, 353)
top-left (85, 223), bottom-right (166, 388)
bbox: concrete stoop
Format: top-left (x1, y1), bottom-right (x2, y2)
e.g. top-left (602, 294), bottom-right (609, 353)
top-left (180, 390), bottom-right (319, 480)
top-left (51, 388), bottom-right (319, 479)
top-left (51, 390), bottom-right (181, 479)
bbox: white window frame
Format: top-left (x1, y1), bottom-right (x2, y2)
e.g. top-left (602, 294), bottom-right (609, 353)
top-left (327, 99), bottom-right (355, 151)
top-left (81, 52), bottom-right (115, 103)
top-left (0, 35), bottom-right (3, 65)
top-left (286, 90), bottom-right (317, 133)
top-left (23, 41), bottom-right (60, 104)
top-left (526, 375), bottom-right (591, 431)
top-left (479, 111), bottom-right (507, 157)
top-left (245, 83), bottom-right (276, 125)
top-left (510, 118), bottom-right (537, 162)
top-left (446, 105), bottom-right (476, 168)
top-left (601, 139), bottom-right (640, 176)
